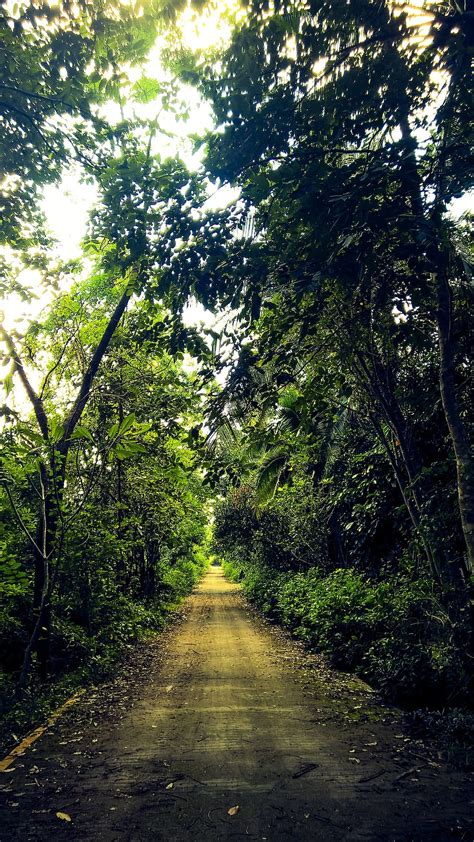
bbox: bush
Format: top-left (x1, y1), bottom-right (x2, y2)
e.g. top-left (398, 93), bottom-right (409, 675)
top-left (228, 562), bottom-right (471, 707)
top-left (161, 548), bottom-right (208, 598)
top-left (222, 558), bottom-right (246, 582)
top-left (0, 546), bottom-right (208, 752)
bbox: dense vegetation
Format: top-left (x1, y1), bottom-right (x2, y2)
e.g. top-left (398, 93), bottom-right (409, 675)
top-left (0, 0), bottom-right (217, 742)
top-left (203, 0), bottom-right (474, 709)
top-left (0, 0), bottom-right (473, 746)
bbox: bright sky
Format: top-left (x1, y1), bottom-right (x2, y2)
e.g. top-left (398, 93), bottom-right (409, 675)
top-left (42, 0), bottom-right (237, 231)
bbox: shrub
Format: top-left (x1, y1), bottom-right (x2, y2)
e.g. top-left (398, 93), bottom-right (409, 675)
top-left (228, 562), bottom-right (471, 707)
top-left (161, 549), bottom-right (208, 599)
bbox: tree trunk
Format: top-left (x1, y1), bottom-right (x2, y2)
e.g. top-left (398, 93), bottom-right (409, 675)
top-left (353, 350), bottom-right (447, 580)
top-left (29, 459), bottom-right (66, 681)
top-left (7, 287), bottom-right (132, 689)
top-left (435, 260), bottom-right (474, 575)
top-left (399, 104), bottom-right (474, 577)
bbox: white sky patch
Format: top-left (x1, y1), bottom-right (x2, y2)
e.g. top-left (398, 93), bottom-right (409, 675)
top-left (42, 169), bottom-right (98, 260)
top-left (2, 270), bottom-right (43, 333)
top-left (449, 192), bottom-right (474, 218)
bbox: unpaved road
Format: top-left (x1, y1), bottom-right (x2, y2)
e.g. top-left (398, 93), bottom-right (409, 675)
top-left (1, 567), bottom-right (473, 841)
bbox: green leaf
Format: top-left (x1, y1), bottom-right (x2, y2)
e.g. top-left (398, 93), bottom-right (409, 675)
top-left (114, 440), bottom-right (147, 460)
top-left (132, 77), bottom-right (162, 104)
top-left (70, 425), bottom-right (94, 442)
top-left (109, 421), bottom-right (120, 439)
top-left (50, 420), bottom-right (65, 444)
top-left (3, 363), bottom-right (15, 397)
top-left (118, 413), bottom-right (136, 435)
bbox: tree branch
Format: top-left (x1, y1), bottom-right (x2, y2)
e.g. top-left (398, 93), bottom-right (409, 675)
top-left (0, 84), bottom-right (92, 120)
top-left (39, 328), bottom-right (79, 400)
top-left (0, 326), bottom-right (49, 440)
top-left (62, 287), bottom-right (132, 443)
top-left (1, 481), bottom-right (45, 557)
top-left (0, 102), bottom-right (60, 159)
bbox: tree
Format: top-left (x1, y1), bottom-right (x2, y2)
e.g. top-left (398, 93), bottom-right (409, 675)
top-left (0, 0), bottom-right (243, 687)
top-left (0, 202), bottom-right (217, 683)
top-left (0, 127), bottom-right (215, 682)
top-left (195, 0), bottom-right (474, 582)
top-left (0, 0), bottom-right (171, 257)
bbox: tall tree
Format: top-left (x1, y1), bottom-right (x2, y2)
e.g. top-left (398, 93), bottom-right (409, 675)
top-left (195, 0), bottom-right (474, 580)
top-left (0, 136), bottom-right (219, 681)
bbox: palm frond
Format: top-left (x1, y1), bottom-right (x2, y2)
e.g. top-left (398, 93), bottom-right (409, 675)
top-left (206, 417), bottom-right (238, 456)
top-left (255, 447), bottom-right (289, 507)
top-left (276, 404), bottom-right (301, 434)
top-left (321, 403), bottom-right (350, 479)
top-left (245, 438), bottom-right (268, 459)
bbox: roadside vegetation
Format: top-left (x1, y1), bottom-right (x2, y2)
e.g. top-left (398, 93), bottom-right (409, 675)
top-left (204, 0), bottom-right (473, 723)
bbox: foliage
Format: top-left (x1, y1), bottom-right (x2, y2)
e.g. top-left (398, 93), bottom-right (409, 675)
top-left (0, 0), bottom-right (159, 255)
top-left (222, 556), bottom-right (470, 708)
top-left (0, 540), bottom-right (206, 750)
top-left (191, 0), bottom-right (474, 719)
top-left (0, 264), bottom-right (212, 730)
top-left (195, 0), bottom-right (474, 583)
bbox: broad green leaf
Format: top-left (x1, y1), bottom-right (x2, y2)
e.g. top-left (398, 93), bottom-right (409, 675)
top-left (70, 425), bottom-right (94, 442)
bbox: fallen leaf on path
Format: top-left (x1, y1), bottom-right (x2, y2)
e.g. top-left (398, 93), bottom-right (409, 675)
top-left (228, 805), bottom-right (240, 816)
top-left (56, 812), bottom-right (72, 822)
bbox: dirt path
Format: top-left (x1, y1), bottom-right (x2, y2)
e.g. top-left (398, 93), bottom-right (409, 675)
top-left (1, 567), bottom-right (473, 841)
